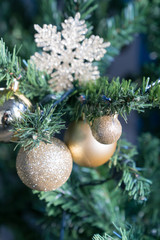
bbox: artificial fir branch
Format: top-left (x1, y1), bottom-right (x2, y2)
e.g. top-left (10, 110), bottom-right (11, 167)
top-left (10, 88), bottom-right (77, 150)
top-left (72, 138), bottom-right (152, 202)
top-left (38, 0), bottom-right (62, 27)
top-left (110, 139), bottom-right (152, 202)
top-left (60, 211), bottom-right (66, 240)
top-left (47, 87), bottom-right (76, 115)
top-left (11, 106), bottom-right (65, 150)
top-left (93, 228), bottom-right (129, 240)
top-left (0, 39), bottom-right (51, 100)
top-left (70, 77), bottom-right (160, 122)
top-left (85, 134), bottom-right (160, 239)
top-left (99, 0), bottom-right (148, 72)
top-left (32, 135), bottom-right (157, 239)
top-left (93, 223), bottom-right (156, 240)
top-left (142, 0), bottom-right (160, 80)
top-left (33, 163), bottom-right (126, 239)
top-left (76, 176), bottom-right (113, 189)
top-left (0, 39), bottom-right (21, 88)
top-left (20, 63), bottom-right (51, 100)
top-left (63, 0), bottom-right (98, 36)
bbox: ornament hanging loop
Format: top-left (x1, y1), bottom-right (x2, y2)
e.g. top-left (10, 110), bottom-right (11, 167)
top-left (11, 78), bottom-right (19, 92)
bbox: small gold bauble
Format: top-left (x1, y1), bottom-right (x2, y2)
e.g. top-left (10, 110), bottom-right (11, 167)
top-left (0, 90), bottom-right (31, 142)
top-left (16, 138), bottom-right (73, 191)
top-left (64, 121), bottom-right (117, 168)
top-left (91, 115), bottom-right (122, 144)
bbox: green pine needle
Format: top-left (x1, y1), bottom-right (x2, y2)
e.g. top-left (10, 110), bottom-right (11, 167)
top-left (70, 77), bottom-right (160, 122)
top-left (110, 139), bottom-right (152, 203)
top-left (11, 105), bottom-right (65, 150)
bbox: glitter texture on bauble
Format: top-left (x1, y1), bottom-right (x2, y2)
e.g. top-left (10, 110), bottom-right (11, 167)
top-left (16, 138), bottom-right (73, 191)
top-left (91, 115), bottom-right (122, 144)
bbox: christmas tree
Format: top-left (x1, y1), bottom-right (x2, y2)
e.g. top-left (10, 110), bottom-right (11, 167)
top-left (0, 0), bottom-right (160, 239)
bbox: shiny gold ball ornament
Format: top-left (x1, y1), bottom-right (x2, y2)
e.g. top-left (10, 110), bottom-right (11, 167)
top-left (64, 121), bottom-right (117, 167)
top-left (91, 115), bottom-right (122, 144)
top-left (16, 138), bottom-right (73, 191)
top-left (0, 89), bottom-right (31, 142)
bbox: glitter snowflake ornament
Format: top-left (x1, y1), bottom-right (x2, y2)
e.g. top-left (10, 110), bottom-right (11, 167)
top-left (31, 13), bottom-right (110, 92)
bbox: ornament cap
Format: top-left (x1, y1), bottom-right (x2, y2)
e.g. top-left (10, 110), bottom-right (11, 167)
top-left (11, 79), bottom-right (19, 92)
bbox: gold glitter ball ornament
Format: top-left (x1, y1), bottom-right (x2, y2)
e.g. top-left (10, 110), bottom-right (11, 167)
top-left (0, 89), bottom-right (31, 142)
top-left (91, 115), bottom-right (122, 144)
top-left (64, 121), bottom-right (117, 168)
top-left (16, 138), bottom-right (73, 191)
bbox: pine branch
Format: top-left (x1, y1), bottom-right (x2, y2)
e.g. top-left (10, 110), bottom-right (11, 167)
top-left (0, 39), bottom-right (21, 88)
top-left (93, 233), bottom-right (112, 240)
top-left (109, 139), bottom-right (152, 203)
top-left (0, 38), bottom-right (51, 100)
top-left (93, 230), bottom-right (128, 240)
top-left (144, 0), bottom-right (160, 60)
top-left (19, 63), bottom-right (51, 100)
top-left (98, 0), bottom-right (148, 72)
top-left (11, 105), bottom-right (65, 150)
top-left (63, 0), bottom-right (98, 35)
top-left (93, 223), bottom-right (156, 240)
top-left (142, 0), bottom-right (160, 80)
top-left (69, 77), bottom-right (160, 122)
top-left (63, 0), bottom-right (98, 20)
top-left (76, 176), bottom-right (113, 189)
top-left (32, 135), bottom-right (159, 238)
top-left (33, 165), bottom-right (123, 238)
top-left (47, 88), bottom-right (76, 114)
top-left (60, 211), bottom-right (66, 240)
top-left (138, 133), bottom-right (160, 168)
top-left (38, 0), bottom-right (62, 27)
